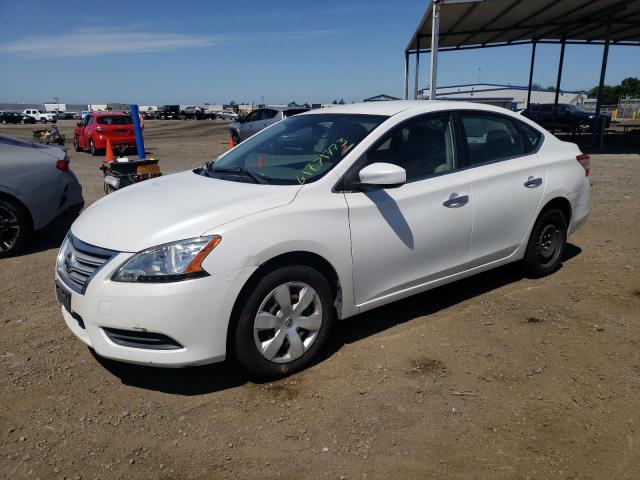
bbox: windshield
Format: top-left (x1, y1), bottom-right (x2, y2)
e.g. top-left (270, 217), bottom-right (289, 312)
top-left (97, 115), bottom-right (133, 125)
top-left (207, 114), bottom-right (386, 185)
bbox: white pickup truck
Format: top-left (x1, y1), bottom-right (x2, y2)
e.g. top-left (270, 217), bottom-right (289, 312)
top-left (22, 109), bottom-right (57, 123)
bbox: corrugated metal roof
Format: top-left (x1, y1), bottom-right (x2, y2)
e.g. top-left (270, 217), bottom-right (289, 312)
top-left (407, 0), bottom-right (640, 52)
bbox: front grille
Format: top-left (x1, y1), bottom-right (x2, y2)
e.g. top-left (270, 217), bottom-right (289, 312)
top-left (57, 234), bottom-right (118, 294)
top-left (103, 328), bottom-right (183, 350)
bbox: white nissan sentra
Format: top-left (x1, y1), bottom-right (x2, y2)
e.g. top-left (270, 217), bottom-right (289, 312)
top-left (55, 101), bottom-right (590, 378)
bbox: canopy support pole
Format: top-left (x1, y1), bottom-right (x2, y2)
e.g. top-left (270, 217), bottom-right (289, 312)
top-left (429, 0), bottom-right (441, 100)
top-left (404, 51), bottom-right (409, 100)
top-left (593, 22), bottom-right (611, 148)
top-left (414, 36), bottom-right (421, 99)
top-left (553, 39), bottom-right (566, 115)
top-left (526, 40), bottom-right (537, 108)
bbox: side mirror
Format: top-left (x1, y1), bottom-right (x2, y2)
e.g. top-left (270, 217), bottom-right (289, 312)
top-left (357, 162), bottom-right (406, 189)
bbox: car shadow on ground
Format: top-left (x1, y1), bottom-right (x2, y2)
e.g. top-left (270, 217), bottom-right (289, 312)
top-left (96, 244), bottom-right (582, 396)
top-left (16, 206), bottom-right (82, 256)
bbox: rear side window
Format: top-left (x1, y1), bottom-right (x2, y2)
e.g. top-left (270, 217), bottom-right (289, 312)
top-left (366, 113), bottom-right (458, 182)
top-left (518, 122), bottom-right (543, 153)
top-left (460, 114), bottom-right (523, 165)
top-left (283, 109), bottom-right (307, 118)
top-left (97, 115), bottom-right (133, 125)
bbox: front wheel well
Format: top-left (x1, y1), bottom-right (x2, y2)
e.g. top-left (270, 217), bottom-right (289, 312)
top-left (226, 251), bottom-right (342, 354)
top-left (540, 197), bottom-right (572, 225)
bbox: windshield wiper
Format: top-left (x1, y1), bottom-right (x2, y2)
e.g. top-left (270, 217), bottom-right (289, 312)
top-left (211, 166), bottom-right (271, 184)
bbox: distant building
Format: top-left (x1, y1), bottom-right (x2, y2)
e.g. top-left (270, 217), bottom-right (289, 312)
top-left (417, 83), bottom-right (588, 110)
top-left (363, 94), bottom-right (401, 102)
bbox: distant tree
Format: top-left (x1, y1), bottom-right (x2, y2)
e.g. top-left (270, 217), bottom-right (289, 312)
top-left (288, 101), bottom-right (298, 107)
top-left (544, 86), bottom-right (556, 92)
top-left (332, 100), bottom-right (338, 104)
top-left (338, 98), bottom-right (345, 104)
top-left (531, 83), bottom-right (544, 90)
top-left (587, 77), bottom-right (640, 105)
top-left (302, 102), bottom-right (310, 109)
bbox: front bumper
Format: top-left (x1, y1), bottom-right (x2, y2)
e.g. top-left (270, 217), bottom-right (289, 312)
top-left (55, 251), bottom-right (256, 367)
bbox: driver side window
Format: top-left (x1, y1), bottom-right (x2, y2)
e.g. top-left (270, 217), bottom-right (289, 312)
top-left (365, 113), bottom-right (458, 182)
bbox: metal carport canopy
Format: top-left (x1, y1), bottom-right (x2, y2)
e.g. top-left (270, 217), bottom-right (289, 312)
top-left (406, 0), bottom-right (640, 53)
top-left (403, 0), bottom-right (640, 145)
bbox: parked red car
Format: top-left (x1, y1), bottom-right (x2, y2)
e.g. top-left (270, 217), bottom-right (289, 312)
top-left (73, 112), bottom-right (136, 156)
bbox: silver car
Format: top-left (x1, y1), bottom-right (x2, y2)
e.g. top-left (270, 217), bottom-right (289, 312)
top-left (0, 135), bottom-right (84, 256)
top-left (229, 107), bottom-right (308, 143)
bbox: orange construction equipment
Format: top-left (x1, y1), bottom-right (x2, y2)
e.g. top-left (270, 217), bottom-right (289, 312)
top-left (257, 153), bottom-right (264, 167)
top-left (229, 135), bottom-right (235, 149)
top-left (105, 137), bottom-right (115, 163)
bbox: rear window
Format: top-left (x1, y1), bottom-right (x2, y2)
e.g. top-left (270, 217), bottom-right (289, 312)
top-left (97, 115), bottom-right (133, 125)
top-left (519, 122), bottom-right (543, 153)
top-left (283, 109), bottom-right (308, 118)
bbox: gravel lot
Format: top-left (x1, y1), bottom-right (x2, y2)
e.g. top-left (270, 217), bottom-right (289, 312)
top-left (1, 119), bottom-right (639, 479)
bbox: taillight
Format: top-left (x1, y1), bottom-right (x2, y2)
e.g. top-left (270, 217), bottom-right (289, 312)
top-left (56, 159), bottom-right (69, 172)
top-left (576, 153), bottom-right (590, 176)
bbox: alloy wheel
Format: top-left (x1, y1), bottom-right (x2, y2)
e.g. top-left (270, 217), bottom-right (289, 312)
top-left (253, 281), bottom-right (323, 364)
top-left (0, 205), bottom-right (20, 253)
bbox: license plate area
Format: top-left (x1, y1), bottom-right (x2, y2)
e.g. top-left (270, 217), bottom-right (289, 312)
top-left (55, 281), bottom-right (72, 314)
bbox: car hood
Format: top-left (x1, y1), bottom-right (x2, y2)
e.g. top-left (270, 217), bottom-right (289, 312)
top-left (71, 170), bottom-right (301, 252)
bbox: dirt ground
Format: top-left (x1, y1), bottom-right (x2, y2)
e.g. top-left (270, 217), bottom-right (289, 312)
top-left (1, 119), bottom-right (639, 480)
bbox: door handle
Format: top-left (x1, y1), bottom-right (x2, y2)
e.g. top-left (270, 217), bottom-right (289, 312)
top-left (524, 176), bottom-right (543, 188)
top-left (443, 193), bottom-right (469, 208)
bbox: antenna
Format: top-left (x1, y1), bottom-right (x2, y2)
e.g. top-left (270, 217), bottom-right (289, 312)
top-left (477, 68), bottom-right (483, 83)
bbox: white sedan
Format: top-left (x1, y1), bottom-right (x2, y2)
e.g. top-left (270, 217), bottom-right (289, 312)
top-left (55, 101), bottom-right (590, 378)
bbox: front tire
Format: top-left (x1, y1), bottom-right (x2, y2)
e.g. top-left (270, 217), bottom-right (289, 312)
top-left (233, 266), bottom-right (334, 379)
top-left (40, 118), bottom-right (47, 124)
top-left (0, 199), bottom-right (31, 257)
top-left (523, 208), bottom-right (567, 278)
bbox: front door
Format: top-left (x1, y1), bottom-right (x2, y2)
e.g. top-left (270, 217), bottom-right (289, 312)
top-left (345, 112), bottom-right (473, 307)
top-left (239, 109), bottom-right (263, 141)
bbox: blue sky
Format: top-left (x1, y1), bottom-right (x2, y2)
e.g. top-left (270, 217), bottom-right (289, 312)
top-left (0, 0), bottom-right (637, 104)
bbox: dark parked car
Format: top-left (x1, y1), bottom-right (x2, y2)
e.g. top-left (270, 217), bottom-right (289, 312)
top-left (0, 112), bottom-right (36, 125)
top-left (521, 103), bottom-right (610, 133)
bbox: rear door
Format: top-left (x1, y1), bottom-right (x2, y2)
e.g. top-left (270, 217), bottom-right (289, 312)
top-left (459, 112), bottom-right (546, 266)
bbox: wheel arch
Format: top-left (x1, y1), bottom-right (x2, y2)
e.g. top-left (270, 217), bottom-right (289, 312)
top-left (226, 250), bottom-right (343, 355)
top-left (540, 196), bottom-right (572, 224)
top-left (0, 191), bottom-right (34, 231)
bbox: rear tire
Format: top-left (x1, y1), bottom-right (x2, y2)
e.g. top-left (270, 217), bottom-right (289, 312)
top-left (40, 118), bottom-right (47, 124)
top-left (232, 265), bottom-right (334, 379)
top-left (0, 198), bottom-right (31, 257)
top-left (522, 208), bottom-right (567, 278)
top-left (73, 137), bottom-right (82, 152)
top-left (90, 139), bottom-right (98, 156)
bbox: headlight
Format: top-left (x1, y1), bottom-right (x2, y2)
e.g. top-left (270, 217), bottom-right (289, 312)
top-left (112, 236), bottom-right (221, 283)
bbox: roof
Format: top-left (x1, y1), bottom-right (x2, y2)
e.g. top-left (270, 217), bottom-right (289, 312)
top-left (303, 100), bottom-right (518, 117)
top-left (407, 0), bottom-right (640, 52)
top-left (426, 82), bottom-right (584, 94)
top-left (90, 111), bottom-right (130, 116)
